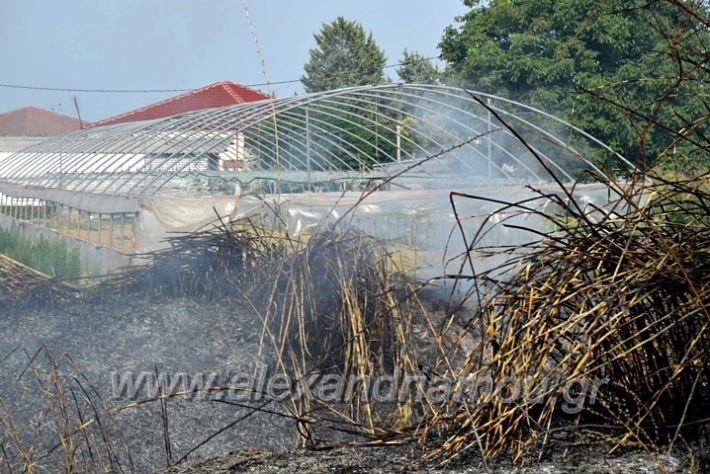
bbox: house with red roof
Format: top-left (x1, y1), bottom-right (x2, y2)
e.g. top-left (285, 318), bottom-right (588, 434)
top-left (0, 107), bottom-right (87, 137)
top-left (89, 80), bottom-right (270, 171)
top-left (90, 80), bottom-right (269, 128)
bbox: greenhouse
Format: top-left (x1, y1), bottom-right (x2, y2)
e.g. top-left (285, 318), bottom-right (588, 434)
top-left (0, 84), bottom-right (634, 272)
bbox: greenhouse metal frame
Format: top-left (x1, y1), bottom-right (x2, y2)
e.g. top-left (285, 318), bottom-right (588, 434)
top-left (0, 84), bottom-right (634, 253)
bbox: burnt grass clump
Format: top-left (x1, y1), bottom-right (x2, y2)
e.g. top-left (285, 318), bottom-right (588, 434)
top-left (417, 173), bottom-right (710, 465)
top-left (90, 220), bottom-right (288, 299)
top-left (0, 254), bottom-right (80, 310)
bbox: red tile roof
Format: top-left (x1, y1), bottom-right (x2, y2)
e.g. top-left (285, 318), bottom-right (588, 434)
top-left (0, 107), bottom-right (87, 136)
top-left (91, 81), bottom-right (270, 128)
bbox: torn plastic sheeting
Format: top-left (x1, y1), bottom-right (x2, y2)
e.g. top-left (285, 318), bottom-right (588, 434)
top-left (134, 194), bottom-right (240, 252)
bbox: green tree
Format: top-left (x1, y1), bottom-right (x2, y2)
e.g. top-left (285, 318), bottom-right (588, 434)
top-left (439, 0), bottom-right (709, 171)
top-left (397, 50), bottom-right (439, 84)
top-left (301, 16), bottom-right (387, 93)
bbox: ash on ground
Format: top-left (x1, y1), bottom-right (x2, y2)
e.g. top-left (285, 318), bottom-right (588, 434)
top-left (0, 296), bottom-right (294, 472)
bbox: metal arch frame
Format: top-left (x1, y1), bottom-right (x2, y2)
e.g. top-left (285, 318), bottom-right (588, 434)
top-left (324, 89), bottom-right (545, 179)
top-left (94, 108), bottom-right (258, 195)
top-left (345, 88), bottom-right (569, 181)
top-left (144, 95), bottom-right (497, 195)
top-left (115, 89), bottom-right (429, 195)
top-left (0, 84), bottom-right (636, 203)
top-left (143, 85), bottom-right (512, 192)
top-left (139, 84), bottom-right (596, 193)
top-left (73, 104), bottom-right (262, 194)
top-left (0, 101), bottom-right (267, 194)
top-left (362, 86), bottom-right (582, 180)
top-left (401, 84), bottom-right (630, 177)
top-left (241, 110), bottom-right (382, 171)
top-left (9, 86), bottom-right (522, 193)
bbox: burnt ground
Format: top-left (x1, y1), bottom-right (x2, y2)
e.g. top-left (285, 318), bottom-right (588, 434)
top-left (154, 444), bottom-right (704, 473)
top-left (0, 295), bottom-right (294, 472)
top-left (1, 294), bottom-right (708, 473)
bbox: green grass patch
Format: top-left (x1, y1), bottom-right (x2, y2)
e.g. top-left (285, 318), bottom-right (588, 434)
top-left (0, 227), bottom-right (81, 278)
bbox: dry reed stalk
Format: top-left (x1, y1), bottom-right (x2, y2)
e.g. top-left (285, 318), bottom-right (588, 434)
top-left (245, 227), bottom-right (422, 444)
top-left (74, 219), bottom-right (424, 450)
top-left (416, 173), bottom-right (710, 465)
top-left (0, 255), bottom-right (80, 309)
top-left (0, 345), bottom-right (134, 473)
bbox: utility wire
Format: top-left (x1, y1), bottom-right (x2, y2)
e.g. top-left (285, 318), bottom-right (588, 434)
top-left (0, 56), bottom-right (440, 94)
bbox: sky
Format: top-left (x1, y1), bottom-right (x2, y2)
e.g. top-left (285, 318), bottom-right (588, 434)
top-left (0, 0), bottom-right (467, 122)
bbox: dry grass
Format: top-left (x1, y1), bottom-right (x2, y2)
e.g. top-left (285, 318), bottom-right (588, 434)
top-left (0, 345), bottom-right (133, 473)
top-left (0, 254), bottom-right (80, 308)
top-left (414, 173), bottom-right (710, 465)
top-left (2, 176), bottom-right (709, 471)
top-left (91, 218), bottom-right (287, 299)
top-left (244, 227), bottom-right (422, 443)
top-left (84, 219), bottom-right (425, 446)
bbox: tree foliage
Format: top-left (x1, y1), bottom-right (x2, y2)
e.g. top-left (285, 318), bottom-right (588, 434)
top-left (440, 0), bottom-right (710, 172)
top-left (301, 16), bottom-right (387, 93)
top-left (396, 50), bottom-right (440, 84)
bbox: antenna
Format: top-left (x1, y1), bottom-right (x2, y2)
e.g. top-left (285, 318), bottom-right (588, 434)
top-left (73, 96), bottom-right (84, 129)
